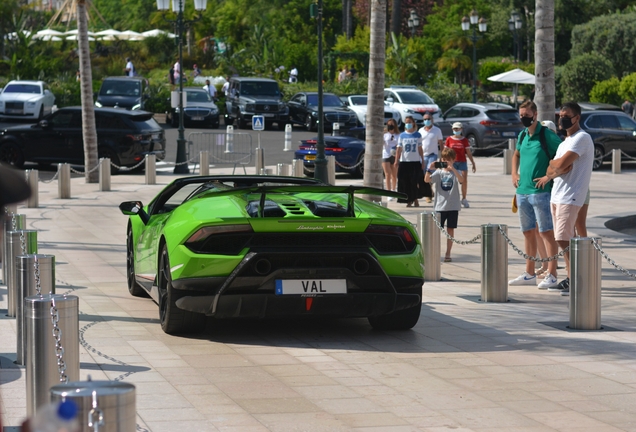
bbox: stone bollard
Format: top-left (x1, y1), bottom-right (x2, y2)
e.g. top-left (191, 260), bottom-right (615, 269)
top-left (612, 149), bottom-right (621, 174)
top-left (255, 147), bottom-right (265, 174)
top-left (569, 237), bottom-right (602, 330)
top-left (284, 124), bottom-right (293, 151)
top-left (225, 124), bottom-right (234, 153)
top-left (418, 212), bottom-right (441, 281)
top-left (277, 163), bottom-right (291, 176)
top-left (58, 163), bottom-right (71, 199)
top-left (99, 158), bottom-right (111, 191)
top-left (200, 150), bottom-right (210, 175)
top-left (145, 154), bottom-right (156, 185)
top-left (503, 149), bottom-right (513, 175)
top-left (2, 213), bottom-right (26, 285)
top-left (7, 229), bottom-right (37, 317)
top-left (327, 155), bottom-right (336, 185)
top-left (26, 169), bottom-right (39, 208)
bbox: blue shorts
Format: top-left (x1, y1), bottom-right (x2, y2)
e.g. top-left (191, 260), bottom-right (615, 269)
top-left (423, 153), bottom-right (437, 173)
top-left (453, 161), bottom-right (468, 171)
top-left (517, 192), bottom-right (554, 233)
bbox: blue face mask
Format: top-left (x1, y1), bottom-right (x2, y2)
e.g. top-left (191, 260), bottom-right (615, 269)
top-left (453, 130), bottom-right (462, 136)
top-left (405, 123), bottom-right (414, 130)
top-left (423, 120), bottom-right (432, 126)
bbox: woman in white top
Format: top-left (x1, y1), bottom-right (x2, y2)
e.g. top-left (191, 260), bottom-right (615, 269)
top-left (382, 119), bottom-right (399, 193)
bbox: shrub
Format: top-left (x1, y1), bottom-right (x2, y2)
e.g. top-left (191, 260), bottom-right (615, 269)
top-left (619, 73), bottom-right (636, 102)
top-left (560, 53), bottom-right (614, 102)
top-left (589, 77), bottom-right (622, 106)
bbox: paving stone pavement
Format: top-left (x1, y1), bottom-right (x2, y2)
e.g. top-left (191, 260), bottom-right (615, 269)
top-left (1, 156), bottom-right (636, 431)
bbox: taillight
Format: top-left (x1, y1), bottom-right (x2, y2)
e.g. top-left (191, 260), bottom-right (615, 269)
top-left (185, 224), bottom-right (254, 255)
top-left (479, 120), bottom-right (499, 126)
top-left (365, 224), bottom-right (417, 254)
top-left (126, 134), bottom-right (143, 141)
top-left (326, 147), bottom-right (344, 152)
top-left (187, 224), bottom-right (253, 242)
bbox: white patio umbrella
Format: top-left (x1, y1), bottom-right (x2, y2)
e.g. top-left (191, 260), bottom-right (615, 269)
top-left (141, 29), bottom-right (175, 38)
top-left (117, 30), bottom-right (143, 40)
top-left (35, 29), bottom-right (64, 38)
top-left (63, 29), bottom-right (95, 36)
top-left (66, 35), bottom-right (96, 41)
top-left (39, 35), bottom-right (63, 41)
top-left (488, 68), bottom-right (536, 107)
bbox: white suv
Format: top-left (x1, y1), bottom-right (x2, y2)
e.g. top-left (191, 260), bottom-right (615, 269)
top-left (0, 80), bottom-right (56, 121)
top-left (384, 86), bottom-right (440, 126)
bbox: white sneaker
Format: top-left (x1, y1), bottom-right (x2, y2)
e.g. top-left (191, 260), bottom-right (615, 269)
top-left (461, 198), bottom-right (470, 208)
top-left (537, 273), bottom-right (559, 289)
top-left (508, 272), bottom-right (536, 286)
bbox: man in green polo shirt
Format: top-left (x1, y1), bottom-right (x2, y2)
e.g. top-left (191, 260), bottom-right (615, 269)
top-left (509, 100), bottom-right (562, 289)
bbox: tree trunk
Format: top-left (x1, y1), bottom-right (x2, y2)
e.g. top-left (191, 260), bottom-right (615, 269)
top-left (78, 0), bottom-right (99, 183)
top-left (342, 0), bottom-right (353, 40)
top-left (534, 0), bottom-right (555, 122)
top-left (363, 0), bottom-right (386, 192)
top-left (390, 0), bottom-right (401, 37)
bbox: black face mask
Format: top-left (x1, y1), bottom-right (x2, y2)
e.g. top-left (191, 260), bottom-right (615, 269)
top-left (559, 116), bottom-right (574, 130)
top-left (521, 116), bottom-right (534, 128)
top-left (387, 125), bottom-right (395, 131)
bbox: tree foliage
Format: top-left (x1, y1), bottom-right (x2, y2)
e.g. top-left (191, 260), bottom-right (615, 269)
top-left (589, 77), bottom-right (622, 106)
top-left (559, 52), bottom-right (614, 103)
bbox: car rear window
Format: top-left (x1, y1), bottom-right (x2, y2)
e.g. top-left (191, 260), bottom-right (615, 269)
top-left (486, 110), bottom-right (520, 122)
top-left (130, 114), bottom-right (161, 130)
top-left (4, 84), bottom-right (41, 94)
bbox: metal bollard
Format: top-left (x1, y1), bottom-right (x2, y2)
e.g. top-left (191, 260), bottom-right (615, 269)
top-left (612, 149), bottom-right (621, 174)
top-left (480, 224), bottom-right (508, 302)
top-left (16, 254), bottom-right (55, 365)
top-left (98, 158), bottom-right (111, 191)
top-left (260, 168), bottom-right (273, 175)
top-left (284, 124), bottom-right (293, 151)
top-left (7, 230), bottom-right (37, 317)
top-left (569, 237), bottom-right (602, 330)
top-left (2, 213), bottom-right (26, 285)
top-left (25, 293), bottom-right (79, 417)
top-left (200, 150), bottom-right (210, 176)
top-left (327, 155), bottom-right (336, 185)
top-left (418, 212), bottom-right (441, 281)
top-left (503, 149), bottom-right (513, 175)
top-left (51, 380), bottom-right (136, 432)
top-left (292, 159), bottom-right (305, 177)
top-left (508, 138), bottom-right (516, 151)
top-left (255, 147), bottom-right (265, 174)
top-left (225, 124), bottom-right (234, 153)
top-left (145, 154), bottom-right (156, 185)
top-left (277, 163), bottom-right (291, 176)
top-left (26, 169), bottom-right (39, 208)
top-left (332, 122), bottom-right (340, 136)
top-left (58, 163), bottom-right (71, 199)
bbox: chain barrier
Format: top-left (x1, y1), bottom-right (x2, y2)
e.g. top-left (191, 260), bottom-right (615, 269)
top-left (497, 224), bottom-right (569, 262)
top-left (88, 390), bottom-right (105, 432)
top-left (484, 150), bottom-right (505, 158)
top-left (474, 139), bottom-right (510, 151)
top-left (50, 296), bottom-right (68, 383)
top-left (40, 170), bottom-right (60, 184)
top-left (34, 255), bottom-right (43, 295)
top-left (430, 212), bottom-right (482, 245)
top-left (591, 238), bottom-right (636, 280)
top-left (114, 158), bottom-right (147, 172)
top-left (11, 211), bottom-right (17, 231)
top-left (335, 158), bottom-right (364, 170)
top-left (70, 163), bottom-right (101, 175)
top-left (620, 150), bottom-right (636, 161)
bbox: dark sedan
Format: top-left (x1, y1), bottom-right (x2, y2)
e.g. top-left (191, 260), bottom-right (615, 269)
top-left (294, 135), bottom-right (365, 177)
top-left (166, 87), bottom-right (220, 128)
top-left (577, 110), bottom-right (636, 170)
top-left (0, 107), bottom-right (165, 171)
top-left (288, 92), bottom-right (358, 132)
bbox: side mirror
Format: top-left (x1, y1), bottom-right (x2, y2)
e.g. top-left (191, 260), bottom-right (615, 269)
top-left (119, 201), bottom-right (149, 224)
top-left (38, 120), bottom-right (49, 128)
top-left (386, 97), bottom-right (394, 103)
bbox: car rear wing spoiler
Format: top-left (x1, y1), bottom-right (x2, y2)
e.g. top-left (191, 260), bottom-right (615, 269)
top-left (198, 184), bottom-right (407, 218)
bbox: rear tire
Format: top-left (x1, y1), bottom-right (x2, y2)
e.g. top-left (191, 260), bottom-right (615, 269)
top-left (593, 145), bottom-right (604, 170)
top-left (0, 142), bottom-right (25, 168)
top-left (368, 286), bottom-right (422, 330)
top-left (305, 114), bottom-right (314, 132)
top-left (354, 152), bottom-right (365, 178)
top-left (466, 134), bottom-right (478, 153)
top-left (158, 244), bottom-right (205, 335)
top-left (127, 226), bottom-right (149, 298)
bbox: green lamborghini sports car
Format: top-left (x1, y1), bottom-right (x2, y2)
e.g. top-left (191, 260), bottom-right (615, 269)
top-left (119, 175), bottom-right (424, 335)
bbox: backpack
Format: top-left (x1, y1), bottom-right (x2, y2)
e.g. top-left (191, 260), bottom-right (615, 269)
top-left (517, 126), bottom-right (556, 160)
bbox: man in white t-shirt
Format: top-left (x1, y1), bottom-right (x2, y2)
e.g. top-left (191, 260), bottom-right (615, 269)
top-left (534, 102), bottom-right (593, 296)
top-left (418, 113), bottom-right (444, 202)
top-left (289, 67), bottom-right (298, 83)
top-left (203, 79), bottom-right (216, 100)
top-left (124, 57), bottom-right (134, 77)
top-left (173, 60), bottom-right (181, 84)
top-left (221, 77), bottom-right (230, 97)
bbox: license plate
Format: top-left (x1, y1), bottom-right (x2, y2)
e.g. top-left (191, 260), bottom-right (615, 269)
top-left (7, 109), bottom-right (22, 114)
top-left (191, 116), bottom-right (204, 121)
top-left (275, 279), bottom-right (347, 295)
top-left (502, 132), bottom-right (517, 137)
top-left (262, 113), bottom-right (275, 117)
top-left (304, 155), bottom-right (316, 161)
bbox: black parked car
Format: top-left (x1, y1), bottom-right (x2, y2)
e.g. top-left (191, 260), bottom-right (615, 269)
top-left (577, 110), bottom-right (636, 170)
top-left (436, 102), bottom-right (523, 150)
top-left (166, 87), bottom-right (220, 128)
top-left (287, 92), bottom-right (358, 132)
top-left (95, 76), bottom-right (149, 110)
top-left (0, 107), bottom-right (165, 171)
top-left (224, 77), bottom-right (288, 130)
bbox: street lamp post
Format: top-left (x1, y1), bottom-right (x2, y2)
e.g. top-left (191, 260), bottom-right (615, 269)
top-left (157, 0), bottom-right (207, 175)
top-left (508, 10), bottom-right (522, 63)
top-left (310, 0), bottom-right (327, 183)
top-left (407, 10), bottom-right (420, 37)
top-left (461, 10), bottom-right (487, 104)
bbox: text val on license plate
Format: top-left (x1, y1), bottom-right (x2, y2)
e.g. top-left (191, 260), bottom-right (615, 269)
top-left (275, 279), bottom-right (347, 295)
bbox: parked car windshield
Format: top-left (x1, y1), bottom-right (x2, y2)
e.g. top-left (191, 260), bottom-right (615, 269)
top-left (396, 91), bottom-right (433, 104)
top-left (186, 90), bottom-right (212, 103)
top-left (239, 82), bottom-right (280, 97)
top-left (100, 81), bottom-right (140, 96)
top-left (485, 110), bottom-right (520, 122)
top-left (307, 94), bottom-right (344, 107)
top-left (3, 84), bottom-right (41, 94)
top-left (350, 96), bottom-right (367, 106)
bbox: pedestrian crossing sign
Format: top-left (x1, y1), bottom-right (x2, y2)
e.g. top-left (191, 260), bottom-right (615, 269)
top-left (252, 115), bottom-right (264, 131)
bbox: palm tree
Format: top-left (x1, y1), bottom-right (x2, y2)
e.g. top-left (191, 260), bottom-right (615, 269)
top-left (436, 48), bottom-right (471, 86)
top-left (386, 32), bottom-right (410, 83)
top-left (534, 0), bottom-right (555, 122)
top-left (363, 0), bottom-right (386, 191)
top-left (48, 0), bottom-right (103, 183)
